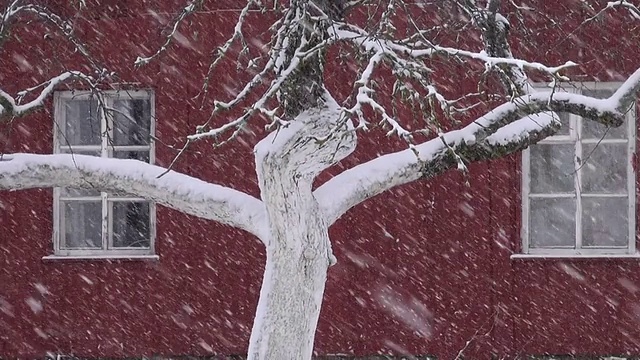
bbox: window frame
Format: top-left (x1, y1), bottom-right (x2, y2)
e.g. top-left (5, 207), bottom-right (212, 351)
top-left (52, 90), bottom-right (157, 258)
top-left (521, 82), bottom-right (637, 256)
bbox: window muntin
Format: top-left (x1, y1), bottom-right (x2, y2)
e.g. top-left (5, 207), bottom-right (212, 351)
top-left (53, 90), bottom-right (156, 257)
top-left (522, 84), bottom-right (636, 255)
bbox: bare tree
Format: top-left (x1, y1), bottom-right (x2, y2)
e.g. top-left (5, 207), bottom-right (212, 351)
top-left (1, 0), bottom-right (640, 359)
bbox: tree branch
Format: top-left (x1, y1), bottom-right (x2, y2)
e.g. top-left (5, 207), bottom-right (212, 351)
top-left (0, 2), bottom-right (107, 121)
top-left (135, 0), bottom-right (204, 66)
top-left (0, 71), bottom-right (95, 120)
top-left (477, 0), bottom-right (533, 96)
top-left (3, 2), bottom-right (101, 70)
top-left (315, 71), bottom-right (640, 225)
top-left (0, 154), bottom-right (268, 242)
top-left (585, 0), bottom-right (640, 22)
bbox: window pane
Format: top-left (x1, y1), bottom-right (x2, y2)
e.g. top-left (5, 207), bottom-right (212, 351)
top-left (530, 198), bottom-right (576, 248)
top-left (109, 151), bottom-right (150, 196)
top-left (581, 143), bottom-right (627, 193)
top-left (112, 202), bottom-right (150, 248)
top-left (582, 120), bottom-right (626, 140)
top-left (59, 150), bottom-right (101, 197)
top-left (554, 112), bottom-right (571, 136)
top-left (582, 197), bottom-right (628, 247)
top-left (61, 187), bottom-right (101, 198)
top-left (530, 144), bottom-right (575, 193)
top-left (114, 150), bottom-right (150, 163)
top-left (62, 201), bottom-right (102, 249)
top-left (113, 99), bottom-right (151, 146)
top-left (61, 100), bottom-right (101, 146)
top-left (581, 88), bottom-right (625, 139)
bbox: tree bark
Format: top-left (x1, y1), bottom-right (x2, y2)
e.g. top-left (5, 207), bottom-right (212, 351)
top-left (246, 183), bottom-right (332, 360)
top-left (248, 97), bottom-right (356, 359)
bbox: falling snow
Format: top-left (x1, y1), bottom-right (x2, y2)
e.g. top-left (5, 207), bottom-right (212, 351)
top-left (0, 1), bottom-right (640, 360)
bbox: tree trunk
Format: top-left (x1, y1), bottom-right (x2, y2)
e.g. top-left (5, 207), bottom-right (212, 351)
top-left (248, 98), bottom-right (356, 359)
top-left (248, 144), bottom-right (334, 360)
top-left (246, 202), bottom-right (332, 360)
top-left (246, 5), bottom-right (355, 355)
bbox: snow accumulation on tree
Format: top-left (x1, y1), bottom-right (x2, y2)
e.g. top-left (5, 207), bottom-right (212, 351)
top-left (1, 0), bottom-right (640, 359)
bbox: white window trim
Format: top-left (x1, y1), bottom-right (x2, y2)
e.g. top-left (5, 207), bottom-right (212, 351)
top-left (521, 82), bottom-right (637, 256)
top-left (52, 90), bottom-right (157, 258)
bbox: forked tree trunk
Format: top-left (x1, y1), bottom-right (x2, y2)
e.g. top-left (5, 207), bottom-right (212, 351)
top-left (247, 100), bottom-right (356, 359)
top-left (246, 7), bottom-right (352, 357)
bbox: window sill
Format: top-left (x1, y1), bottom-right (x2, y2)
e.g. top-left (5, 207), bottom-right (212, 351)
top-left (511, 253), bottom-right (640, 260)
top-left (42, 254), bottom-right (159, 261)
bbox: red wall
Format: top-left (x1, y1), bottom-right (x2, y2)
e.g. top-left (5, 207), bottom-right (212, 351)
top-left (1, 1), bottom-right (640, 358)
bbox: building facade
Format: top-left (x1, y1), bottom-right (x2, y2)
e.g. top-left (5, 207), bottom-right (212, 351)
top-left (1, 0), bottom-right (640, 358)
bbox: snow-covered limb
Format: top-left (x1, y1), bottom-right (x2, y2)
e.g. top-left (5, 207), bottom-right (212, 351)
top-left (611, 67), bottom-right (640, 112)
top-left (611, 0), bottom-right (640, 19)
top-left (199, 0), bottom-right (257, 99)
top-left (316, 77), bottom-right (640, 225)
top-left (334, 23), bottom-right (576, 76)
top-left (135, 0), bottom-right (204, 66)
top-left (328, 15), bottom-right (568, 138)
top-left (0, 1), bottom-right (21, 31)
top-left (0, 154), bottom-right (268, 241)
top-left (465, 0), bottom-right (533, 96)
top-left (1, 1), bottom-right (105, 121)
top-left (586, 0), bottom-right (640, 21)
top-left (0, 71), bottom-right (94, 120)
top-left (190, 3), bottom-right (331, 142)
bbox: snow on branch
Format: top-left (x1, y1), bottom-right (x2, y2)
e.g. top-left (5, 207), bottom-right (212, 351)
top-left (148, 1), bottom-right (576, 150)
top-left (188, 3), bottom-right (334, 144)
top-left (0, 1), bottom-right (108, 121)
top-left (135, 0), bottom-right (204, 66)
top-left (611, 67), bottom-right (640, 112)
top-left (334, 24), bottom-right (576, 75)
top-left (0, 71), bottom-right (97, 120)
top-left (198, 0), bottom-right (258, 99)
top-left (586, 0), bottom-right (640, 22)
top-left (457, 0), bottom-right (533, 96)
top-left (0, 154), bottom-right (268, 241)
top-left (312, 15), bottom-right (572, 140)
top-left (316, 69), bottom-right (640, 225)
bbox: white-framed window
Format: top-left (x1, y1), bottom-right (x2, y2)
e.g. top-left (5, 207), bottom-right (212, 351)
top-left (522, 83), bottom-right (636, 256)
top-left (52, 90), bottom-right (156, 257)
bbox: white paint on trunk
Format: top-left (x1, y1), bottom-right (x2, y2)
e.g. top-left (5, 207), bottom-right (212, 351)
top-left (247, 198), bottom-right (331, 360)
top-left (248, 96), bottom-right (355, 360)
